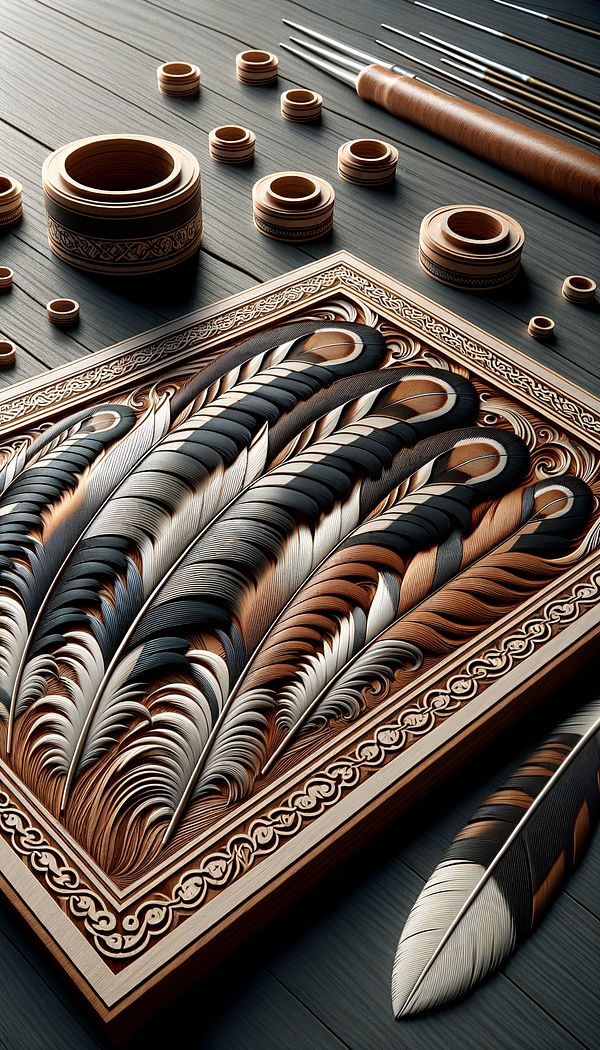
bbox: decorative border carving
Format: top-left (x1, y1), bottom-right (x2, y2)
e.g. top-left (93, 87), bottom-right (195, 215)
top-left (0, 252), bottom-right (598, 1028)
top-left (2, 258), bottom-right (598, 438)
top-left (2, 567), bottom-right (597, 960)
top-left (46, 213), bottom-right (203, 267)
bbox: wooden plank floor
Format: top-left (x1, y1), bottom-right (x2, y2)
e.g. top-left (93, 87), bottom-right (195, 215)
top-left (1, 0), bottom-right (599, 1046)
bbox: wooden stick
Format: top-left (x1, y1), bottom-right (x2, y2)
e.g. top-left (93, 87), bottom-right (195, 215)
top-left (420, 32), bottom-right (600, 115)
top-left (377, 41), bottom-right (600, 149)
top-left (488, 0), bottom-right (600, 40)
top-left (411, 0), bottom-right (600, 77)
top-left (380, 27), bottom-right (600, 129)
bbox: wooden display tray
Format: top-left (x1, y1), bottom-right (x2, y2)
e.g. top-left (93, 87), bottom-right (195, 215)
top-left (0, 251), bottom-right (598, 1041)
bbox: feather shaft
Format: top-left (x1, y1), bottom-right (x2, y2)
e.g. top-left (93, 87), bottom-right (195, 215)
top-left (391, 695), bottom-right (600, 1017)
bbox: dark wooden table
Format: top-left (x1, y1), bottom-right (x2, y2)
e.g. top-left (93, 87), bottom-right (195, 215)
top-left (1, 1), bottom-right (599, 1047)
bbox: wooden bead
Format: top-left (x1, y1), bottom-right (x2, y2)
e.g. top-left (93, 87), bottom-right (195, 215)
top-left (419, 205), bottom-right (525, 291)
top-left (157, 62), bottom-right (201, 97)
top-left (0, 339), bottom-right (16, 368)
top-left (528, 315), bottom-right (555, 340)
top-left (209, 126), bottom-right (256, 164)
top-left (0, 266), bottom-right (14, 292)
top-left (280, 88), bottom-right (323, 122)
top-left (236, 50), bottom-right (278, 85)
top-left (0, 173), bottom-right (23, 229)
top-left (561, 275), bottom-right (596, 304)
top-left (252, 171), bottom-right (334, 241)
top-left (337, 139), bottom-right (398, 187)
top-left (47, 298), bottom-right (80, 325)
top-left (42, 134), bottom-right (202, 276)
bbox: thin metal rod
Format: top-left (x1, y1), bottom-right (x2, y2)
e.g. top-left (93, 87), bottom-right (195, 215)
top-left (282, 18), bottom-right (397, 70)
top-left (380, 26), bottom-right (600, 128)
top-left (488, 0), bottom-right (600, 40)
top-left (421, 32), bottom-right (600, 114)
top-left (410, 0), bottom-right (600, 76)
top-left (377, 40), bottom-right (600, 148)
top-left (288, 36), bottom-right (364, 75)
top-left (279, 41), bottom-right (358, 87)
top-left (283, 24), bottom-right (449, 93)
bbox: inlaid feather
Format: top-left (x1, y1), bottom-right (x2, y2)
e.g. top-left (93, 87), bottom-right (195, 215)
top-left (0, 403), bottom-right (139, 712)
top-left (240, 432), bottom-right (529, 773)
top-left (391, 695), bottom-right (600, 1017)
top-left (296, 475), bottom-right (592, 747)
top-left (11, 325), bottom-right (393, 774)
top-left (68, 372), bottom-right (479, 843)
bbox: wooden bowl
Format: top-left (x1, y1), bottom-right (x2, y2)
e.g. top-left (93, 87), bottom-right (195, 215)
top-left (419, 205), bottom-right (525, 290)
top-left (42, 135), bottom-right (202, 275)
top-left (252, 171), bottom-right (334, 241)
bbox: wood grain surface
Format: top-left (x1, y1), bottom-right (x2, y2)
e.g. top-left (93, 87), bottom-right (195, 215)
top-left (0, 0), bottom-right (598, 1047)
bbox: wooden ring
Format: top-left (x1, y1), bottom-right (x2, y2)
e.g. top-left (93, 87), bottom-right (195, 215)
top-left (236, 50), bottom-right (278, 84)
top-left (0, 339), bottom-right (16, 368)
top-left (280, 88), bottom-right (323, 122)
top-left (561, 275), bottom-right (596, 303)
top-left (157, 62), bottom-right (201, 96)
top-left (47, 298), bottom-right (80, 325)
top-left (208, 125), bottom-right (256, 164)
top-left (265, 174), bottom-right (321, 210)
top-left (252, 170), bottom-right (334, 241)
top-left (337, 139), bottom-right (398, 186)
top-left (0, 173), bottom-right (23, 229)
top-left (528, 315), bottom-right (555, 340)
top-left (42, 135), bottom-right (202, 275)
top-left (0, 266), bottom-right (14, 291)
top-left (419, 205), bottom-right (525, 291)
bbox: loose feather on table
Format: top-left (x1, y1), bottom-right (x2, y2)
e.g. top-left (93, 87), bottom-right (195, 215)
top-left (391, 695), bottom-right (600, 1018)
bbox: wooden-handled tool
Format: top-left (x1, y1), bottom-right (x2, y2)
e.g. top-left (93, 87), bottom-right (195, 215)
top-left (282, 22), bottom-right (600, 210)
top-left (357, 66), bottom-right (600, 206)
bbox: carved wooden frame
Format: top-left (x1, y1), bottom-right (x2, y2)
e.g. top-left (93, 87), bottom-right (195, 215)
top-left (0, 251), bottom-right (598, 1041)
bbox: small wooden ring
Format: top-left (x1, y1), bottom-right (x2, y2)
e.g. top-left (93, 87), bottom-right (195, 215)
top-left (280, 88), bottom-right (323, 122)
top-left (441, 208), bottom-right (509, 252)
top-left (337, 139), bottom-right (397, 186)
top-left (252, 170), bottom-right (334, 241)
top-left (0, 339), bottom-right (16, 368)
top-left (0, 266), bottom-right (14, 291)
top-left (208, 125), bottom-right (256, 164)
top-left (47, 298), bottom-right (80, 325)
top-left (528, 315), bottom-right (555, 340)
top-left (0, 173), bottom-right (23, 229)
top-left (236, 50), bottom-right (278, 84)
top-left (265, 174), bottom-right (321, 211)
top-left (561, 275), bottom-right (596, 303)
top-left (157, 62), bottom-right (201, 96)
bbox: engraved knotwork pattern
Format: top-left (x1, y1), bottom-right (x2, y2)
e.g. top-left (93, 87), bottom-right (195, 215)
top-left (46, 213), bottom-right (203, 265)
top-left (2, 263), bottom-right (598, 436)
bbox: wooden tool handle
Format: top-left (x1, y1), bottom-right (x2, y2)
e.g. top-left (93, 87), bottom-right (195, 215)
top-left (357, 66), bottom-right (600, 209)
